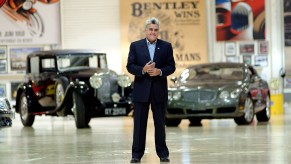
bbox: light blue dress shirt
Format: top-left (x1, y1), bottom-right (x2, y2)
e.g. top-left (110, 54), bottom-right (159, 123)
top-left (146, 39), bottom-right (156, 61)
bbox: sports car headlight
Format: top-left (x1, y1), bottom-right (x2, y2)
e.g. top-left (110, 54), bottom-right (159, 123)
top-left (117, 75), bottom-right (131, 88)
top-left (173, 92), bottom-right (182, 100)
top-left (219, 91), bottom-right (229, 99)
top-left (89, 74), bottom-right (102, 89)
top-left (230, 89), bottom-right (241, 98)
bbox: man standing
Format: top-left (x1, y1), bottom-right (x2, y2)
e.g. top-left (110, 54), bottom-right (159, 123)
top-left (126, 17), bottom-right (176, 163)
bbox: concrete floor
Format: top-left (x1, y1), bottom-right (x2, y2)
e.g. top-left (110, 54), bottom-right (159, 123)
top-left (1, 111), bottom-right (291, 164)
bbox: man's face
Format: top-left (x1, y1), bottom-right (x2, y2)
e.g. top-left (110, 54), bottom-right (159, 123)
top-left (145, 24), bottom-right (159, 43)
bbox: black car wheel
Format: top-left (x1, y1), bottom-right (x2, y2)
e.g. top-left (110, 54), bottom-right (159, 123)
top-left (234, 96), bottom-right (254, 125)
top-left (165, 118), bottom-right (181, 127)
top-left (19, 92), bottom-right (35, 126)
top-left (256, 94), bottom-right (271, 122)
top-left (72, 91), bottom-right (87, 128)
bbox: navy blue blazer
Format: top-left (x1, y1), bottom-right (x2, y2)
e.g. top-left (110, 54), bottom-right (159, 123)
top-left (126, 38), bottom-right (176, 103)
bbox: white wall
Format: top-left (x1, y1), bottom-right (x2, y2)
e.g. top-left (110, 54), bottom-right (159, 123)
top-left (61, 0), bottom-right (122, 74)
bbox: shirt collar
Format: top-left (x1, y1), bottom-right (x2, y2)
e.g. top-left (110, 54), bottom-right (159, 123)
top-left (146, 38), bottom-right (157, 45)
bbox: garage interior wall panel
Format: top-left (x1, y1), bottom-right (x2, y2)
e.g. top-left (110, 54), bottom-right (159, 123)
top-left (61, 0), bottom-right (122, 73)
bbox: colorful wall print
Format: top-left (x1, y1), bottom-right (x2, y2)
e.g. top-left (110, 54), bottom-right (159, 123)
top-left (216, 0), bottom-right (265, 41)
top-left (0, 0), bottom-right (61, 45)
top-left (284, 0), bottom-right (291, 46)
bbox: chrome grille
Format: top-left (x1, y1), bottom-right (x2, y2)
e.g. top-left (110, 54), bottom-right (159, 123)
top-left (97, 74), bottom-right (118, 103)
top-left (183, 90), bottom-right (216, 102)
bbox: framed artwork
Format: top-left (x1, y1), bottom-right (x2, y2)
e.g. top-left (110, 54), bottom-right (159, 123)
top-left (258, 41), bottom-right (268, 55)
top-left (239, 42), bottom-right (255, 55)
top-left (10, 81), bottom-right (21, 100)
top-left (9, 47), bottom-right (42, 72)
top-left (0, 46), bottom-right (7, 59)
top-left (0, 59), bottom-right (7, 73)
top-left (225, 42), bottom-right (236, 56)
top-left (243, 55), bottom-right (252, 65)
top-left (285, 77), bottom-right (291, 88)
top-left (254, 56), bottom-right (268, 67)
top-left (0, 83), bottom-right (6, 97)
top-left (226, 56), bottom-right (240, 63)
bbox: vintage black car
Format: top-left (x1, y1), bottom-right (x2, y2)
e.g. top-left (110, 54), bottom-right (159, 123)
top-left (166, 62), bottom-right (270, 126)
top-left (15, 49), bottom-right (133, 128)
top-left (0, 97), bottom-right (14, 127)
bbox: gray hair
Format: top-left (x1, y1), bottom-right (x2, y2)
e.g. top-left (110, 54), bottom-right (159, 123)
top-left (144, 17), bottom-right (160, 29)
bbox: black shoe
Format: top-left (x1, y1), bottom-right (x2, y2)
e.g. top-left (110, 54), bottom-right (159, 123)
top-left (160, 157), bottom-right (170, 162)
top-left (130, 158), bottom-right (140, 163)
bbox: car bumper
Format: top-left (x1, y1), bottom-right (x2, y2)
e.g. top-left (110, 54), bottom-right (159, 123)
top-left (0, 111), bottom-right (14, 127)
top-left (0, 110), bottom-right (15, 119)
top-left (166, 102), bottom-right (244, 119)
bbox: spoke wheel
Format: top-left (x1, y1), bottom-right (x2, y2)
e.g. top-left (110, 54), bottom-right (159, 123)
top-left (19, 92), bottom-right (35, 126)
top-left (55, 82), bottom-right (65, 108)
top-left (55, 77), bottom-right (69, 116)
top-left (234, 96), bottom-right (254, 125)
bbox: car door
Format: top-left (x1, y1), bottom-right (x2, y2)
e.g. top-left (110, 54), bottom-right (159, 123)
top-left (248, 67), bottom-right (265, 110)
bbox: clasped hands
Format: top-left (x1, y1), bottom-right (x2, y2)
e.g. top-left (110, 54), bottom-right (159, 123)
top-left (143, 61), bottom-right (161, 76)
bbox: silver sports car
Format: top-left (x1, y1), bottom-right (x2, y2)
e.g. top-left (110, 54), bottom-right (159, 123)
top-left (167, 62), bottom-right (270, 126)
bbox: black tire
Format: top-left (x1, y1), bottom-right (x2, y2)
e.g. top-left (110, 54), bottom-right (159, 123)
top-left (72, 91), bottom-right (87, 128)
top-left (165, 118), bottom-right (181, 127)
top-left (55, 77), bottom-right (69, 116)
top-left (234, 96), bottom-right (254, 125)
top-left (189, 118), bottom-right (202, 126)
top-left (19, 92), bottom-right (35, 126)
top-left (256, 94), bottom-right (271, 122)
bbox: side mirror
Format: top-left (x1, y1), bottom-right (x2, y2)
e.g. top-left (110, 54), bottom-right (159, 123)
top-left (280, 68), bottom-right (286, 78)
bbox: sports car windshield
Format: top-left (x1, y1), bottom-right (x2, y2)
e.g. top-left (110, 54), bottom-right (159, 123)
top-left (57, 53), bottom-right (107, 71)
top-left (179, 66), bottom-right (244, 82)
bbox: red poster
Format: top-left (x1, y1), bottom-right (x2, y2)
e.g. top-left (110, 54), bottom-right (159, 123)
top-left (216, 0), bottom-right (265, 41)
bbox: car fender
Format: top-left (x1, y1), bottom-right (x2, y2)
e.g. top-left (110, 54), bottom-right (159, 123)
top-left (15, 83), bottom-right (41, 113)
top-left (72, 81), bottom-right (90, 95)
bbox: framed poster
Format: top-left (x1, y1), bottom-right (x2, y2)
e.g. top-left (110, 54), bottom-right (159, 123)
top-left (243, 55), bottom-right (252, 65)
top-left (0, 59), bottom-right (7, 73)
top-left (9, 47), bottom-right (42, 72)
top-left (225, 42), bottom-right (236, 56)
top-left (258, 41), bottom-right (268, 55)
top-left (226, 56), bottom-right (240, 63)
top-left (0, 46), bottom-right (7, 59)
top-left (0, 83), bottom-right (6, 97)
top-left (239, 42), bottom-right (255, 55)
top-left (255, 56), bottom-right (268, 67)
top-left (10, 81), bottom-right (21, 100)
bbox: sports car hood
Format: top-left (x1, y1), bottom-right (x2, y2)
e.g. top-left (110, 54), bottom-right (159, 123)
top-left (171, 80), bottom-right (246, 90)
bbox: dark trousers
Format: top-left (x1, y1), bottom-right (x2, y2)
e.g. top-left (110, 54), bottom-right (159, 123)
top-left (131, 93), bottom-right (169, 159)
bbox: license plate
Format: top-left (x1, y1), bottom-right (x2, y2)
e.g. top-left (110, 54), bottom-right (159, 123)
top-left (105, 107), bottom-right (126, 116)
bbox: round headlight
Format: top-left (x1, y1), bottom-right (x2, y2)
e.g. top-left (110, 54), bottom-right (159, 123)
top-left (219, 91), bottom-right (229, 99)
top-left (117, 74), bottom-right (131, 88)
top-left (173, 92), bottom-right (182, 100)
top-left (90, 74), bottom-right (102, 89)
top-left (230, 89), bottom-right (241, 98)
